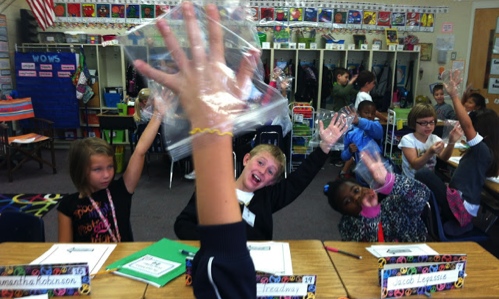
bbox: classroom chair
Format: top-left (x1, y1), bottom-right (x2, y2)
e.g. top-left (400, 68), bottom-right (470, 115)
top-left (0, 211), bottom-right (45, 242)
top-left (0, 98), bottom-right (56, 182)
top-left (422, 192), bottom-right (489, 242)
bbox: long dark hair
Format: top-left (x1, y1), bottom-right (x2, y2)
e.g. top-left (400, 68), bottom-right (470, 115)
top-left (470, 109), bottom-right (499, 177)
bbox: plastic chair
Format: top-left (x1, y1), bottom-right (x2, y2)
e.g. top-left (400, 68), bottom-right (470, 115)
top-left (0, 211), bottom-right (45, 242)
top-left (421, 192), bottom-right (488, 242)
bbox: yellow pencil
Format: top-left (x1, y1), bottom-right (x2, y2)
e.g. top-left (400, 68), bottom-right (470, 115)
top-left (92, 267), bottom-right (120, 277)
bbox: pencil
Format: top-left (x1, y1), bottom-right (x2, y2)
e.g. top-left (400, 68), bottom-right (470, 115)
top-left (92, 267), bottom-right (120, 277)
top-left (324, 246), bottom-right (362, 259)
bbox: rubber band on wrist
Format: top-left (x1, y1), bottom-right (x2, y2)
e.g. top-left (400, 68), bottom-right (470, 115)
top-left (189, 127), bottom-right (233, 137)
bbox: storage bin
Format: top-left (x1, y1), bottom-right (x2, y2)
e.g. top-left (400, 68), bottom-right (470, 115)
top-left (393, 108), bottom-right (411, 121)
top-left (116, 103), bottom-right (127, 116)
top-left (65, 31), bottom-right (87, 43)
top-left (83, 127), bottom-right (101, 138)
top-left (81, 110), bottom-right (99, 125)
top-left (102, 129), bottom-right (125, 143)
top-left (297, 37), bottom-right (315, 49)
top-left (104, 93), bottom-right (121, 107)
top-left (87, 34), bottom-right (101, 44)
top-left (38, 32), bottom-right (65, 43)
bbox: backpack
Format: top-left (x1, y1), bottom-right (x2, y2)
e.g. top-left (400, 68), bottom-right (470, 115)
top-left (371, 62), bottom-right (392, 112)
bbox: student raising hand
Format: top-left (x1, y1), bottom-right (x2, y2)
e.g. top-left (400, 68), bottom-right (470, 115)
top-left (134, 3), bottom-right (258, 298)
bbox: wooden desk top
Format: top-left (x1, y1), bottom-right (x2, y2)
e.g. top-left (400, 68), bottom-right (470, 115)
top-left (0, 242), bottom-right (150, 299)
top-left (324, 241), bottom-right (499, 299)
top-left (0, 241), bottom-right (347, 299)
top-left (145, 240), bottom-right (347, 299)
top-left (448, 149), bottom-right (499, 194)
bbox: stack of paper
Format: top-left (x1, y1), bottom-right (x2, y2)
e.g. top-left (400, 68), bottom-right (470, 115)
top-left (248, 241), bottom-right (293, 275)
top-left (30, 243), bottom-right (116, 275)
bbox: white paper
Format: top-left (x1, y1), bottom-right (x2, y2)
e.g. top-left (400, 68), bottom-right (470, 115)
top-left (20, 295), bottom-right (49, 299)
top-left (248, 241), bottom-right (293, 275)
top-left (13, 137), bottom-right (35, 144)
top-left (122, 254), bottom-right (180, 278)
top-left (366, 244), bottom-right (438, 258)
top-left (448, 156), bottom-right (462, 164)
top-left (31, 244), bottom-right (116, 275)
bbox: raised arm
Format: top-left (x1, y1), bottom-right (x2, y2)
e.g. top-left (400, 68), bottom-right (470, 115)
top-left (444, 71), bottom-right (476, 141)
top-left (134, 3), bottom-right (257, 297)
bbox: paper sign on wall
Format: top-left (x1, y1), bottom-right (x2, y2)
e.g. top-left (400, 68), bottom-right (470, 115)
top-left (489, 78), bottom-right (499, 94)
top-left (490, 58), bottom-right (499, 75)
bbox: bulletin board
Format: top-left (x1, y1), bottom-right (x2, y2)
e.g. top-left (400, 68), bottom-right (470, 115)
top-left (15, 52), bottom-right (79, 129)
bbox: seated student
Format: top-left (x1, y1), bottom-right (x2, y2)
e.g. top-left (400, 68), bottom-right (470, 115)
top-left (58, 92), bottom-right (166, 242)
top-left (398, 103), bottom-right (462, 179)
top-left (339, 100), bottom-right (383, 181)
top-left (324, 151), bottom-right (430, 242)
top-left (432, 83), bottom-right (456, 120)
top-left (461, 88), bottom-right (486, 113)
top-left (415, 72), bottom-right (499, 236)
top-left (133, 88), bottom-right (151, 124)
top-left (175, 114), bottom-right (348, 241)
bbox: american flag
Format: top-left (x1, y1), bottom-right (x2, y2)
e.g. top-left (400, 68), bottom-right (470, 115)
top-left (26, 0), bottom-right (55, 31)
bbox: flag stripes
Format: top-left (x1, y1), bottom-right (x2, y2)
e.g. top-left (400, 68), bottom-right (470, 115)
top-left (26, 0), bottom-right (55, 31)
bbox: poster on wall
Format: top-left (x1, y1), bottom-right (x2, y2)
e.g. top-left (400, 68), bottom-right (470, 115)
top-left (15, 52), bottom-right (80, 128)
top-left (489, 78), bottom-right (499, 94)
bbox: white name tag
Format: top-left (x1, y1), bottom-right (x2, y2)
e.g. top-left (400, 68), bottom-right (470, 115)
top-left (242, 206), bottom-right (256, 227)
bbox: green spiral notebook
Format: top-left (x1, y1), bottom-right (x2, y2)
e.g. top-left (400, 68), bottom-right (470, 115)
top-left (106, 238), bottom-right (199, 288)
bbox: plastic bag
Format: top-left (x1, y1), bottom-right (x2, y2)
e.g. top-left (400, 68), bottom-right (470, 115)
top-left (310, 107), bottom-right (354, 150)
top-left (441, 119), bottom-right (466, 148)
top-left (353, 140), bottom-right (393, 190)
top-left (120, 0), bottom-right (289, 160)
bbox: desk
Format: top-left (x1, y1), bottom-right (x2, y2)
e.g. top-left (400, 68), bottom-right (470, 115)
top-left (448, 149), bottom-right (499, 195)
top-left (324, 241), bottom-right (499, 299)
top-left (97, 114), bottom-right (136, 153)
top-left (145, 240), bottom-right (347, 299)
top-left (0, 242), bottom-right (149, 298)
top-left (0, 241), bottom-right (347, 299)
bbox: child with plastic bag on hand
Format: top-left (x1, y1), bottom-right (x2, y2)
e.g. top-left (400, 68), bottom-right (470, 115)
top-left (128, 1), bottom-right (346, 297)
top-left (324, 150), bottom-right (431, 242)
top-left (415, 70), bottom-right (499, 236)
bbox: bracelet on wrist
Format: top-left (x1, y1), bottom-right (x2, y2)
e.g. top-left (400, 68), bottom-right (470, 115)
top-left (189, 127), bottom-right (233, 137)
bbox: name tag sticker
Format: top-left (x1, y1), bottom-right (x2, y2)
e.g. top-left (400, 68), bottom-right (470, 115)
top-left (242, 206), bottom-right (256, 227)
top-left (397, 44), bottom-right (405, 51)
top-left (256, 274), bottom-right (316, 298)
top-left (0, 263), bottom-right (90, 296)
top-left (348, 44), bottom-right (355, 50)
top-left (310, 43), bottom-right (317, 49)
top-left (262, 42), bottom-right (271, 49)
top-left (298, 43), bottom-right (306, 49)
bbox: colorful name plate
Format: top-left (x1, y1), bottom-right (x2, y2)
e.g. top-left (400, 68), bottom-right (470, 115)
top-left (0, 263), bottom-right (90, 297)
top-left (256, 274), bottom-right (317, 298)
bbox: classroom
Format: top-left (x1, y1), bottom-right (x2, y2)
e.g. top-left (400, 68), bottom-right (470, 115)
top-left (1, 0), bottom-right (499, 298)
